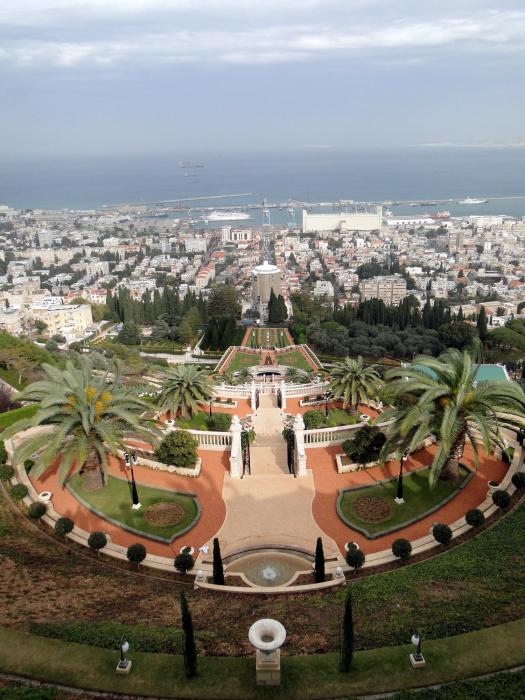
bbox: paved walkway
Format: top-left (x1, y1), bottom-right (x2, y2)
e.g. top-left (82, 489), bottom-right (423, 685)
top-left (249, 394), bottom-right (288, 476)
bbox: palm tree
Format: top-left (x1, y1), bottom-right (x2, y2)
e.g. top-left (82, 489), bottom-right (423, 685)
top-left (328, 356), bottom-right (381, 412)
top-left (2, 358), bottom-right (161, 491)
top-left (380, 349), bottom-right (525, 485)
top-left (284, 366), bottom-right (302, 383)
top-left (236, 367), bottom-right (252, 384)
top-left (159, 364), bottom-right (212, 419)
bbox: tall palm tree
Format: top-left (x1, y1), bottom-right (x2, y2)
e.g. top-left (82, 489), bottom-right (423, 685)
top-left (328, 356), bottom-right (381, 411)
top-left (2, 358), bottom-right (160, 491)
top-left (380, 349), bottom-right (525, 485)
top-left (159, 364), bottom-right (212, 419)
top-left (236, 367), bottom-right (252, 384)
top-left (284, 366), bottom-right (302, 383)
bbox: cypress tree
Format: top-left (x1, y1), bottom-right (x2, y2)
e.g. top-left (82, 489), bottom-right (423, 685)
top-left (212, 538), bottom-right (225, 585)
top-left (457, 306), bottom-right (464, 322)
top-left (477, 306), bottom-right (488, 341)
top-left (268, 288), bottom-right (278, 323)
top-left (314, 537), bottom-right (325, 583)
top-left (180, 592), bottom-right (197, 678)
top-left (340, 592), bottom-right (354, 672)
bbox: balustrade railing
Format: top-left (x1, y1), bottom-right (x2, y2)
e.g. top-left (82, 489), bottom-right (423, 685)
top-left (163, 424), bottom-right (232, 450)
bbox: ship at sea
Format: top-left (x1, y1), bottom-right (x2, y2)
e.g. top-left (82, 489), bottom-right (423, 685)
top-left (178, 160), bottom-right (204, 168)
top-left (204, 211), bottom-right (252, 222)
top-left (457, 197), bottom-right (488, 204)
top-left (431, 211), bottom-right (451, 219)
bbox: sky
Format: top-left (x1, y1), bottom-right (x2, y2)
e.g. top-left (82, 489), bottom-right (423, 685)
top-left (0, 0), bottom-right (524, 157)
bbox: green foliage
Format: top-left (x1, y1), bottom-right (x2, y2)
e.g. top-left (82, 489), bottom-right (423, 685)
top-left (492, 489), bottom-right (511, 509)
top-left (180, 591), bottom-right (197, 677)
top-left (0, 686), bottom-right (56, 699)
top-left (512, 472), bottom-right (525, 489)
top-left (127, 543), bottom-right (147, 565)
top-left (390, 670), bottom-right (525, 699)
top-left (117, 321), bottom-right (141, 345)
top-left (0, 464), bottom-right (14, 480)
top-left (346, 547), bottom-right (365, 571)
top-left (314, 537), bottom-right (325, 583)
top-left (340, 592), bottom-right (354, 672)
top-left (343, 425), bottom-right (386, 464)
top-left (0, 330), bottom-right (56, 367)
top-left (159, 364), bottom-right (212, 418)
top-left (87, 531), bottom-right (108, 552)
top-left (24, 459), bottom-right (35, 473)
top-left (44, 339), bottom-right (59, 353)
top-left (27, 502), bottom-right (47, 519)
top-left (329, 356), bottom-right (380, 409)
top-left (206, 413), bottom-right (232, 431)
top-left (213, 537), bottom-right (225, 585)
top-left (303, 409), bottom-right (325, 429)
top-left (438, 321), bottom-right (476, 351)
top-left (10, 483), bottom-right (28, 500)
top-left (392, 538), bottom-right (412, 561)
top-left (432, 523), bottom-right (452, 545)
top-left (465, 508), bottom-right (485, 527)
top-left (174, 552), bottom-right (195, 574)
top-left (0, 440), bottom-right (6, 463)
top-left (156, 430), bottom-right (198, 469)
top-left (29, 620), bottom-right (183, 653)
top-left (54, 516), bottom-right (74, 536)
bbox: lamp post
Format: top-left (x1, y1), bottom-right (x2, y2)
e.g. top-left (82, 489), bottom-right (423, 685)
top-left (116, 636), bottom-right (132, 674)
top-left (395, 448), bottom-right (410, 505)
top-left (324, 392), bottom-right (330, 419)
top-left (409, 632), bottom-right (426, 668)
top-left (209, 398), bottom-right (213, 418)
top-left (125, 450), bottom-right (141, 510)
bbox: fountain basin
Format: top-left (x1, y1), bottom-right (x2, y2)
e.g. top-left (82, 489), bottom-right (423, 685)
top-left (226, 549), bottom-right (312, 587)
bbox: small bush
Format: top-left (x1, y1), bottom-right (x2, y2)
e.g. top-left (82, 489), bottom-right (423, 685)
top-left (492, 489), bottom-right (511, 509)
top-left (174, 552), bottom-right (194, 574)
top-left (55, 516), bottom-right (74, 537)
top-left (127, 543), bottom-right (147, 566)
top-left (156, 430), bottom-right (198, 469)
top-left (206, 412), bottom-right (232, 431)
top-left (0, 464), bottom-right (14, 480)
top-left (88, 531), bottom-right (108, 552)
top-left (24, 459), bottom-right (35, 474)
top-left (10, 483), bottom-right (28, 500)
top-left (392, 538), bottom-right (412, 561)
top-left (511, 472), bottom-right (525, 489)
top-left (303, 409), bottom-right (325, 429)
top-left (28, 502), bottom-right (47, 519)
top-left (346, 547), bottom-right (365, 572)
top-left (0, 441), bottom-right (7, 464)
top-left (432, 523), bottom-right (453, 545)
top-left (465, 508), bottom-right (485, 527)
top-left (343, 425), bottom-right (386, 464)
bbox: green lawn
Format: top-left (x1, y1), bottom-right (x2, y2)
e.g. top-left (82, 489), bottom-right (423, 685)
top-left (278, 349), bottom-right (312, 371)
top-left (0, 366), bottom-right (27, 390)
top-left (247, 327), bottom-right (291, 348)
top-left (303, 407), bottom-right (359, 428)
top-left (0, 404), bottom-right (38, 430)
top-left (67, 474), bottom-right (199, 543)
top-left (0, 619), bottom-right (524, 699)
top-left (175, 411), bottom-right (210, 430)
top-left (225, 350), bottom-right (260, 373)
top-left (338, 465), bottom-right (471, 538)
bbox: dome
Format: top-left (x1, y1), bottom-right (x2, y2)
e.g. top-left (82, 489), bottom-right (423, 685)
top-left (253, 260), bottom-right (279, 275)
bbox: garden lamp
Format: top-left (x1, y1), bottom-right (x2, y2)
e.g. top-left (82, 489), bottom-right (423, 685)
top-left (395, 448), bottom-right (410, 505)
top-left (409, 632), bottom-right (426, 667)
top-left (116, 637), bottom-right (131, 673)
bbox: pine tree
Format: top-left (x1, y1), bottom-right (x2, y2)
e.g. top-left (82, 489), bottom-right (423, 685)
top-left (314, 537), bottom-right (325, 583)
top-left (457, 306), bottom-right (464, 322)
top-left (340, 592), bottom-right (354, 672)
top-left (180, 592), bottom-right (197, 678)
top-left (212, 538), bottom-right (224, 585)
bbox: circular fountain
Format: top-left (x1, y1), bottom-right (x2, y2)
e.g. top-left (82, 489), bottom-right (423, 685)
top-left (226, 548), bottom-right (312, 588)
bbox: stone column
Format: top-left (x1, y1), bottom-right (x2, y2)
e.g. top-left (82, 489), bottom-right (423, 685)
top-left (229, 414), bottom-right (243, 479)
top-left (251, 381), bottom-right (257, 411)
top-left (280, 380), bottom-right (287, 411)
top-left (293, 413), bottom-right (307, 477)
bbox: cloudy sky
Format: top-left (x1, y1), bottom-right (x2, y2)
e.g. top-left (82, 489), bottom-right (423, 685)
top-left (1, 0), bottom-right (524, 156)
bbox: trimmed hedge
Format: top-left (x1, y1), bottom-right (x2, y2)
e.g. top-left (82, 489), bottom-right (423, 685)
top-left (127, 543), bottom-right (147, 566)
top-left (55, 517), bottom-right (74, 537)
top-left (492, 489), bottom-right (511, 509)
top-left (465, 508), bottom-right (485, 528)
top-left (174, 551), bottom-right (194, 574)
top-left (432, 523), bottom-right (452, 545)
top-left (392, 538), bottom-right (412, 561)
top-left (511, 472), bottom-right (525, 489)
top-left (27, 502), bottom-right (47, 519)
top-left (346, 547), bottom-right (365, 572)
top-left (10, 483), bottom-right (28, 501)
top-left (87, 531), bottom-right (108, 552)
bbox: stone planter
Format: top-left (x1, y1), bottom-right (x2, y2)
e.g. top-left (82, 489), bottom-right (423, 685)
top-left (344, 541), bottom-right (360, 552)
top-left (37, 491), bottom-right (52, 504)
top-left (487, 480), bottom-right (500, 495)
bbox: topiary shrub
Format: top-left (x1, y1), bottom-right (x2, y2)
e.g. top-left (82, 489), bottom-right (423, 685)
top-left (343, 425), bottom-right (386, 465)
top-left (465, 508), bottom-right (485, 527)
top-left (206, 412), bottom-right (232, 431)
top-left (0, 464), bottom-right (14, 480)
top-left (88, 531), bottom-right (108, 552)
top-left (346, 547), bottom-right (365, 573)
top-left (156, 430), bottom-right (198, 469)
top-left (127, 543), bottom-right (147, 566)
top-left (392, 538), bottom-right (412, 561)
top-left (28, 502), bottom-right (47, 519)
top-left (24, 459), bottom-right (35, 474)
top-left (10, 483), bottom-right (28, 500)
top-left (492, 489), bottom-right (511, 509)
top-left (511, 472), bottom-right (525, 489)
top-left (432, 523), bottom-right (452, 545)
top-left (303, 409), bottom-right (325, 429)
top-left (174, 552), bottom-right (194, 574)
top-left (55, 516), bottom-right (74, 537)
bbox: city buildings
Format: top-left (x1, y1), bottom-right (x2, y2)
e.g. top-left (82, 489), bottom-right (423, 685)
top-left (359, 274), bottom-right (407, 305)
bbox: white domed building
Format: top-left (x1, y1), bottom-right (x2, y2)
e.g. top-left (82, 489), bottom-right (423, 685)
top-left (251, 261), bottom-right (281, 320)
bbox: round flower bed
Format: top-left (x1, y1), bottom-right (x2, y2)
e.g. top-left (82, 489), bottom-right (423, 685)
top-left (144, 502), bottom-right (185, 527)
top-left (351, 496), bottom-right (395, 523)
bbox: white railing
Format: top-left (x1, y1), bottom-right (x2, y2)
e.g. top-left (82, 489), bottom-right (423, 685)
top-left (164, 425), bottom-right (232, 450)
top-left (304, 417), bottom-right (391, 447)
top-left (285, 381), bottom-right (329, 398)
top-left (213, 384), bottom-right (251, 399)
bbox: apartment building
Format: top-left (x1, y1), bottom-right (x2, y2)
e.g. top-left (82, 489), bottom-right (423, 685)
top-left (359, 274), bottom-right (407, 305)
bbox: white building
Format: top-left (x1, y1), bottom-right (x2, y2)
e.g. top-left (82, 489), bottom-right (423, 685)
top-left (313, 280), bottom-right (335, 298)
top-left (221, 227), bottom-right (253, 243)
top-left (360, 274), bottom-right (407, 305)
top-left (302, 208), bottom-right (382, 233)
top-left (185, 238), bottom-right (208, 253)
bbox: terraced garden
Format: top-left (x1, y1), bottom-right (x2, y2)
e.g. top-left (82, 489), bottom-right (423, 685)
top-left (245, 327), bottom-right (291, 348)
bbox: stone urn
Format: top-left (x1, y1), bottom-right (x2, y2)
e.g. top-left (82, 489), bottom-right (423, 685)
top-left (249, 619), bottom-right (286, 687)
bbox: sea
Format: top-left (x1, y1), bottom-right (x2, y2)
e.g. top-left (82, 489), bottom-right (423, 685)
top-left (2, 147), bottom-right (525, 223)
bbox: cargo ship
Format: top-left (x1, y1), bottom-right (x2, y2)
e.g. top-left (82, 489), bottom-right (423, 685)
top-left (205, 211), bottom-right (252, 222)
top-left (457, 197), bottom-right (488, 204)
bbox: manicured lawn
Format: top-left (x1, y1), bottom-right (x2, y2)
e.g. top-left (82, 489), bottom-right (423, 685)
top-left (67, 474), bottom-right (199, 543)
top-left (0, 404), bottom-right (38, 430)
top-left (303, 407), bottom-right (359, 428)
top-left (247, 327), bottom-right (291, 348)
top-left (175, 411), bottom-right (231, 430)
top-left (338, 465), bottom-right (471, 537)
top-left (278, 349), bottom-right (312, 371)
top-left (225, 350), bottom-right (260, 373)
top-left (0, 619), bottom-right (524, 699)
